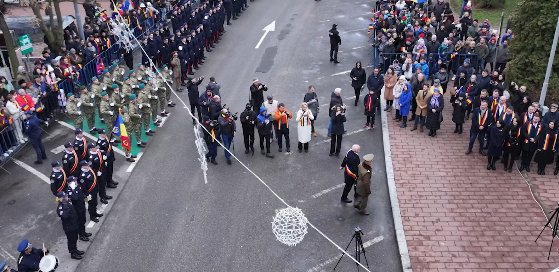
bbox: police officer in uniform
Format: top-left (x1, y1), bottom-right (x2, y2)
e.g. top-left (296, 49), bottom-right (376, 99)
top-left (329, 24), bottom-right (341, 63)
top-left (56, 191), bottom-right (85, 259)
top-left (66, 176), bottom-right (91, 242)
top-left (240, 103), bottom-right (257, 155)
top-left (97, 129), bottom-right (118, 189)
top-left (73, 128), bottom-right (88, 162)
top-left (49, 161), bottom-right (67, 197)
top-left (79, 160), bottom-right (103, 222)
top-left (16, 239), bottom-right (46, 272)
top-left (86, 143), bottom-right (111, 204)
top-left (62, 142), bottom-right (79, 177)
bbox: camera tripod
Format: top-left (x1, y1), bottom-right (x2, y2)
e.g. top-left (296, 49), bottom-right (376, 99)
top-left (535, 205), bottom-right (559, 259)
top-left (333, 227), bottom-right (369, 271)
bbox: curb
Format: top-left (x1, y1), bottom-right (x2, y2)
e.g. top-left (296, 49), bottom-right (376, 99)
top-left (380, 95), bottom-right (412, 272)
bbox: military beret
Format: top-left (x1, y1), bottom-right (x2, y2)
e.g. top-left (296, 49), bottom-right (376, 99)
top-left (64, 141), bottom-right (73, 148)
top-left (67, 92), bottom-right (74, 97)
top-left (17, 239), bottom-right (30, 252)
top-left (101, 91), bottom-right (108, 97)
top-left (91, 76), bottom-right (98, 81)
top-left (97, 129), bottom-right (106, 134)
top-left (87, 143), bottom-right (97, 149)
top-left (124, 77), bottom-right (130, 81)
top-left (129, 94), bottom-right (137, 100)
top-left (79, 160), bottom-right (89, 167)
top-left (75, 128), bottom-right (83, 134)
top-left (51, 161), bottom-right (61, 168)
top-left (111, 83), bottom-right (118, 89)
top-left (138, 83), bottom-right (145, 89)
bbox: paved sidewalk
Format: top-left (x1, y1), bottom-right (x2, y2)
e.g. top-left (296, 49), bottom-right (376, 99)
top-left (385, 93), bottom-right (559, 271)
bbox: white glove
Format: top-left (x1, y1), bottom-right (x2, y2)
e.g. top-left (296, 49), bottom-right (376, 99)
top-left (109, 111), bottom-right (114, 115)
top-left (147, 104), bottom-right (151, 108)
top-left (77, 102), bottom-right (82, 107)
top-left (153, 95), bottom-right (158, 99)
top-left (97, 171), bottom-right (102, 176)
top-left (148, 95), bottom-right (152, 99)
top-left (91, 94), bottom-right (95, 99)
top-left (110, 103), bottom-right (115, 107)
top-left (87, 195), bottom-right (92, 201)
top-left (113, 78), bottom-right (116, 81)
top-left (103, 86), bottom-right (107, 90)
top-left (169, 71), bottom-right (173, 75)
top-left (77, 111), bottom-right (82, 115)
top-left (133, 85), bottom-right (137, 88)
top-left (102, 155), bottom-right (107, 160)
top-left (121, 70), bottom-right (125, 75)
top-left (139, 104), bottom-right (143, 109)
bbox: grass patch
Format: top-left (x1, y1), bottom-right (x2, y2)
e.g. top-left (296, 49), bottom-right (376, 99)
top-left (450, 0), bottom-right (521, 28)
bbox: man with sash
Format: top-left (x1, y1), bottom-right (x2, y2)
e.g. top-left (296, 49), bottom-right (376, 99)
top-left (97, 129), bottom-right (118, 189)
top-left (499, 106), bottom-right (516, 128)
top-left (466, 100), bottom-right (493, 155)
top-left (340, 144), bottom-right (361, 203)
top-left (73, 129), bottom-right (88, 162)
top-left (79, 160), bottom-right (102, 222)
top-left (520, 105), bottom-right (536, 126)
top-left (49, 161), bottom-right (67, 197)
top-left (86, 143), bottom-right (111, 205)
top-left (519, 114), bottom-right (542, 172)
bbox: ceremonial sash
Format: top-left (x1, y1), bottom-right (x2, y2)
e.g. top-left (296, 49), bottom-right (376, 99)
top-left (345, 165), bottom-right (357, 180)
top-left (80, 138), bottom-right (87, 158)
top-left (56, 170), bottom-right (67, 193)
top-left (86, 168), bottom-right (97, 193)
top-left (70, 151), bottom-right (78, 174)
top-left (524, 123), bottom-right (541, 143)
top-left (543, 133), bottom-right (558, 151)
top-left (299, 111), bottom-right (310, 126)
top-left (97, 151), bottom-right (104, 171)
top-left (478, 110), bottom-right (488, 127)
top-left (22, 96), bottom-right (30, 111)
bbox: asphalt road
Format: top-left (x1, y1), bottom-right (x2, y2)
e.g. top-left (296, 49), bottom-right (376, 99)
top-left (70, 0), bottom-right (403, 271)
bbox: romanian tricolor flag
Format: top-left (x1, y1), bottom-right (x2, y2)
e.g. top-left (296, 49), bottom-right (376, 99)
top-left (113, 114), bottom-right (131, 151)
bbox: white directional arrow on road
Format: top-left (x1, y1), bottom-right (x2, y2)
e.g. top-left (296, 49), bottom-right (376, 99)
top-left (255, 20), bottom-right (276, 49)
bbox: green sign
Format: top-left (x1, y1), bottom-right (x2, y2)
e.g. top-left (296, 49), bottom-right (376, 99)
top-left (18, 34), bottom-right (33, 55)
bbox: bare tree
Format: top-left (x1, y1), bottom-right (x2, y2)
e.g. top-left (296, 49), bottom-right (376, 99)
top-left (0, 0), bottom-right (20, 77)
top-left (29, 0), bottom-right (65, 54)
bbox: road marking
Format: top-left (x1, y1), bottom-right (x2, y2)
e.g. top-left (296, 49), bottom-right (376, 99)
top-left (330, 70), bottom-right (351, 77)
top-left (86, 203), bottom-right (108, 229)
top-left (50, 145), bottom-right (65, 154)
top-left (0, 245), bottom-right (16, 262)
top-left (341, 28), bottom-right (364, 34)
top-left (12, 159), bottom-right (50, 184)
top-left (159, 113), bottom-right (171, 127)
top-left (307, 235), bottom-right (384, 272)
top-left (126, 152), bottom-right (144, 172)
top-left (57, 120), bottom-right (126, 157)
top-left (311, 183), bottom-right (345, 199)
top-left (255, 20), bottom-right (276, 49)
top-left (352, 45), bottom-right (368, 50)
top-left (311, 128), bottom-right (367, 146)
top-left (319, 19), bottom-right (330, 23)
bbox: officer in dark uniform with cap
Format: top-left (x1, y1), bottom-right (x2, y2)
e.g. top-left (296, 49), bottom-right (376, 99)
top-left (73, 129), bottom-right (88, 162)
top-left (97, 129), bottom-right (118, 189)
top-left (240, 103), bottom-right (257, 155)
top-left (79, 160), bottom-right (103, 222)
top-left (56, 191), bottom-right (84, 260)
top-left (86, 143), bottom-right (112, 204)
top-left (62, 142), bottom-right (79, 177)
top-left (16, 239), bottom-right (46, 272)
top-left (66, 176), bottom-right (91, 242)
top-left (329, 24), bottom-right (341, 63)
top-left (49, 161), bottom-right (67, 197)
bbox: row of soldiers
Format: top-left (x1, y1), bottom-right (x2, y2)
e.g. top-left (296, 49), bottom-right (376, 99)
top-left (47, 128), bottom-right (118, 259)
top-left (65, 64), bottom-right (177, 161)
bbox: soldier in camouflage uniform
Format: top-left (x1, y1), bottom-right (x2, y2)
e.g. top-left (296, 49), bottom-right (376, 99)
top-left (161, 66), bottom-right (176, 109)
top-left (120, 106), bottom-right (136, 162)
top-left (121, 77), bottom-right (133, 103)
top-left (148, 82), bottom-right (161, 126)
top-left (136, 65), bottom-right (147, 82)
top-left (79, 87), bottom-right (97, 133)
top-left (155, 76), bottom-right (169, 117)
top-left (66, 92), bottom-right (83, 129)
top-left (137, 84), bottom-right (155, 136)
top-left (114, 65), bottom-right (127, 83)
top-left (90, 77), bottom-right (103, 120)
top-left (127, 94), bottom-right (146, 147)
top-left (99, 91), bottom-right (115, 132)
top-left (129, 70), bottom-right (139, 91)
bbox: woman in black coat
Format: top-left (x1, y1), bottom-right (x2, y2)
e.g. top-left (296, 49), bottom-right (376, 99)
top-left (425, 89), bottom-right (444, 137)
top-left (329, 105), bottom-right (346, 157)
top-left (363, 89), bottom-right (378, 129)
top-left (502, 117), bottom-right (522, 172)
top-left (534, 121), bottom-right (558, 175)
top-left (350, 61), bottom-right (367, 106)
top-left (452, 93), bottom-right (469, 134)
top-left (487, 120), bottom-right (507, 170)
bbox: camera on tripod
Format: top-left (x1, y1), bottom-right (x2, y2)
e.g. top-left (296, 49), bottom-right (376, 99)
top-left (354, 227), bottom-right (363, 234)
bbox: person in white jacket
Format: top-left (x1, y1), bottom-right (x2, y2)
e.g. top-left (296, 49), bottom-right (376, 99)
top-left (262, 95), bottom-right (279, 140)
top-left (393, 75), bottom-right (407, 122)
top-left (5, 94), bottom-right (27, 144)
top-left (296, 102), bottom-right (314, 153)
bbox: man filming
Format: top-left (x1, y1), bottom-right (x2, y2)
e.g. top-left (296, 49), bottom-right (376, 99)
top-left (218, 108), bottom-right (237, 165)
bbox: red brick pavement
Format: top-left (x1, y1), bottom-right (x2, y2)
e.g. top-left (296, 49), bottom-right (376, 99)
top-left (387, 94), bottom-right (559, 271)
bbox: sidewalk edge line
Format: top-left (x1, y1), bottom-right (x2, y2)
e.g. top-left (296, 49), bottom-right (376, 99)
top-left (57, 120), bottom-right (125, 157)
top-left (380, 96), bottom-right (412, 272)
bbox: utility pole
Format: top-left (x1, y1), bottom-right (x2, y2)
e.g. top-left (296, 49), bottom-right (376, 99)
top-left (73, 0), bottom-right (84, 39)
top-left (539, 15), bottom-right (559, 107)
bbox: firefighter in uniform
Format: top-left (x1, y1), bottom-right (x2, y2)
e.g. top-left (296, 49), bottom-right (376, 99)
top-left (49, 161), bottom-right (67, 197)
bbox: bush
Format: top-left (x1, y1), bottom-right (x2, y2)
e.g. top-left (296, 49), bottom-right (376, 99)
top-left (475, 0), bottom-right (504, 8)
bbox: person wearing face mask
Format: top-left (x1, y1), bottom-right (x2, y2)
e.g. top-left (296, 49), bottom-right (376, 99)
top-left (486, 120), bottom-right (506, 170)
top-left (350, 61), bottom-right (366, 106)
top-left (50, 160), bottom-right (67, 196)
top-left (533, 121), bottom-right (558, 175)
top-left (240, 103), bottom-right (257, 155)
top-left (55, 191), bottom-right (84, 260)
top-left (78, 160), bottom-right (103, 222)
top-left (466, 100), bottom-right (493, 154)
top-left (97, 129), bottom-right (118, 189)
top-left (66, 176), bottom-right (91, 242)
top-left (452, 93), bottom-right (468, 134)
top-left (363, 89), bottom-right (378, 130)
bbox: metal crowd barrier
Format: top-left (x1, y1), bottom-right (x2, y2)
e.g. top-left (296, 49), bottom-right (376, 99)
top-left (377, 52), bottom-right (480, 76)
top-left (0, 114), bottom-right (27, 167)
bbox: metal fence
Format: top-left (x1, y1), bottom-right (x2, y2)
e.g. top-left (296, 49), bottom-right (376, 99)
top-left (0, 114), bottom-right (27, 167)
